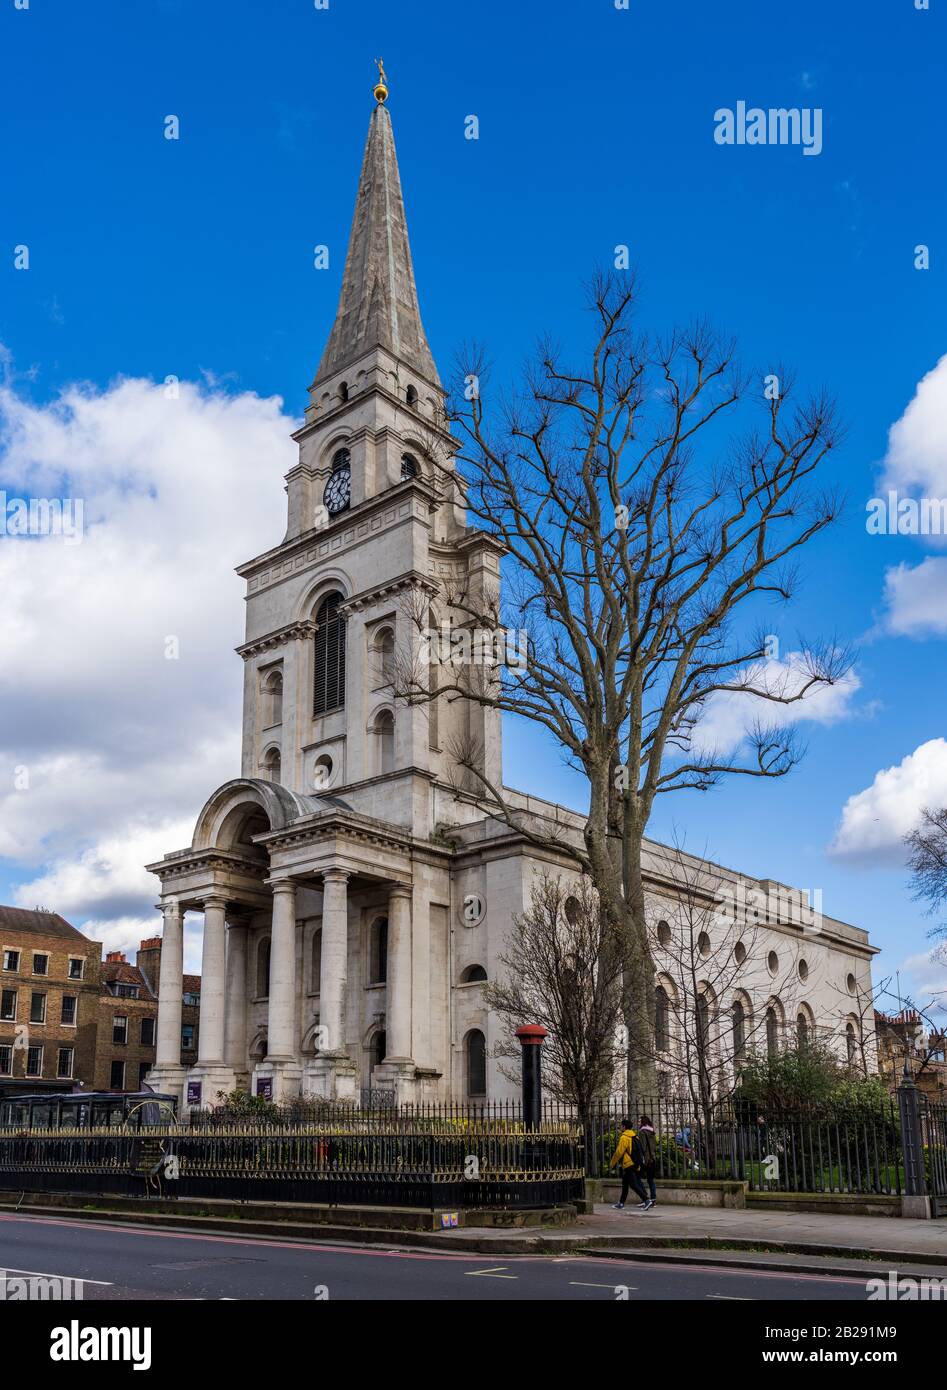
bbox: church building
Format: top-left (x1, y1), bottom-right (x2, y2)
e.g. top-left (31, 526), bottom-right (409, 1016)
top-left (146, 77), bottom-right (877, 1109)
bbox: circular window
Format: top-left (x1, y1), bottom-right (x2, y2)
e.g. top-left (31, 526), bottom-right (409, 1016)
top-left (798, 958), bottom-right (809, 982)
top-left (313, 755), bottom-right (334, 791)
top-left (657, 920), bottom-right (672, 948)
top-left (767, 950), bottom-right (779, 977)
top-left (846, 972), bottom-right (857, 995)
top-left (400, 453), bottom-right (419, 481)
top-left (564, 896), bottom-right (581, 926)
top-left (733, 940), bottom-right (747, 966)
top-left (698, 931), bottom-right (711, 958)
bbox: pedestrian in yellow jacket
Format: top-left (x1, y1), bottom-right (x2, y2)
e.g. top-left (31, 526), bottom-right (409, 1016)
top-left (609, 1121), bottom-right (648, 1209)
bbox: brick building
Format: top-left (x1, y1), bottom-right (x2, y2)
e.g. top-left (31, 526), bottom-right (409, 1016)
top-left (875, 1008), bottom-right (947, 1103)
top-left (0, 906), bottom-right (200, 1096)
top-left (94, 952), bottom-right (159, 1092)
top-left (0, 907), bottom-right (100, 1095)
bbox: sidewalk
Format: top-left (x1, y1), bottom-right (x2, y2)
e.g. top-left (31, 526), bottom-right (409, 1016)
top-left (432, 1201), bottom-right (947, 1269)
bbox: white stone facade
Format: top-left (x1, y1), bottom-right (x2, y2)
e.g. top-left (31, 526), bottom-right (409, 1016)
top-left (146, 99), bottom-right (877, 1109)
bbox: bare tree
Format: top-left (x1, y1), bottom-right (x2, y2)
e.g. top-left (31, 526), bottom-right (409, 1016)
top-left (906, 808), bottom-right (947, 965)
top-left (397, 271), bottom-right (849, 1094)
top-left (643, 842), bottom-right (811, 1138)
top-left (484, 873), bottom-right (626, 1120)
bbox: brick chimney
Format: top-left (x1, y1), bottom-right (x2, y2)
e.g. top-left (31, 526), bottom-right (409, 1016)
top-left (136, 937), bottom-right (162, 997)
top-left (105, 950), bottom-right (126, 963)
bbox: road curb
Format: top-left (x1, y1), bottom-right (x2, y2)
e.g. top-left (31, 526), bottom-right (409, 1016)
top-left (3, 1200), bottom-right (945, 1275)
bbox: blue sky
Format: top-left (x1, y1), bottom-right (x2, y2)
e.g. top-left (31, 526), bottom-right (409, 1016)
top-left (1, 0), bottom-right (946, 1004)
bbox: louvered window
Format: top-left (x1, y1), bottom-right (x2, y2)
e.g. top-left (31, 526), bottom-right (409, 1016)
top-left (314, 592), bottom-right (346, 714)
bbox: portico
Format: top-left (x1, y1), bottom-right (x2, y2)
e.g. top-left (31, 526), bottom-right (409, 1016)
top-left (147, 777), bottom-right (431, 1107)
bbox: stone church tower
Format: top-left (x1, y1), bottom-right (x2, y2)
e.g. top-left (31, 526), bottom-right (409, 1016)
top-left (147, 78), bottom-right (878, 1110)
top-left (147, 80), bottom-right (507, 1107)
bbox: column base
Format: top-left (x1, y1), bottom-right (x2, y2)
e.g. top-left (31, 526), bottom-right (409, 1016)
top-left (184, 1064), bottom-right (238, 1111)
top-left (145, 1065), bottom-right (186, 1111)
top-left (302, 1053), bottom-right (358, 1103)
top-left (251, 1058), bottom-right (303, 1104)
top-left (370, 1057), bottom-right (418, 1106)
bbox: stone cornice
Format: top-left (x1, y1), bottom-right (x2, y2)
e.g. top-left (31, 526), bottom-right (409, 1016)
top-left (236, 485), bottom-right (437, 598)
top-left (145, 848), bottom-right (270, 882)
top-left (236, 620), bottom-right (316, 662)
top-left (340, 569), bottom-right (438, 615)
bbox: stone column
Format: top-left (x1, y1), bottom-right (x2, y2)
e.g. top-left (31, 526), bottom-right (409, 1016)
top-left (386, 884), bottom-right (413, 1060)
top-left (266, 878), bottom-right (298, 1061)
top-left (154, 899), bottom-right (184, 1068)
top-left (224, 917), bottom-right (249, 1073)
top-left (320, 870), bottom-right (349, 1055)
top-left (197, 896), bottom-right (227, 1065)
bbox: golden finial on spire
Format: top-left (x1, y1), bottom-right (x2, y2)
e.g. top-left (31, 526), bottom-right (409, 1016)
top-left (373, 57), bottom-right (389, 104)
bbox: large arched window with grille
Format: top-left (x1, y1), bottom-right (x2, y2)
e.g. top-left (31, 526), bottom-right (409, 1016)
top-left (313, 592), bottom-right (346, 715)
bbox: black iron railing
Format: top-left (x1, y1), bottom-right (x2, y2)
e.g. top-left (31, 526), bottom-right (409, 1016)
top-left (0, 1125), bottom-right (583, 1210)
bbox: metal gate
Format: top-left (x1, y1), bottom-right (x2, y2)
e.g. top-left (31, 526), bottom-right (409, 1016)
top-left (921, 1099), bottom-right (947, 1217)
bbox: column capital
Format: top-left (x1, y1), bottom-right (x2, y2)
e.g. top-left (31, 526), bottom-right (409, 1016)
top-left (202, 894), bottom-right (229, 911)
top-left (388, 882), bottom-right (412, 901)
top-left (158, 898), bottom-right (182, 918)
top-left (265, 877), bottom-right (298, 894)
top-left (322, 868), bottom-right (350, 886)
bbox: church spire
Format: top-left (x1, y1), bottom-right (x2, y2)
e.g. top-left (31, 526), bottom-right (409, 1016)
top-left (315, 73), bottom-right (440, 388)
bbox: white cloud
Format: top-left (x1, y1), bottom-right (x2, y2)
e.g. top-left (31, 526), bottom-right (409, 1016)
top-left (693, 650), bottom-right (860, 755)
top-left (0, 367), bottom-right (296, 938)
top-left (888, 950), bottom-right (947, 1023)
top-left (881, 557), bottom-right (947, 636)
top-left (830, 738), bottom-right (947, 863)
top-left (872, 356), bottom-right (947, 633)
top-left (881, 353), bottom-right (947, 501)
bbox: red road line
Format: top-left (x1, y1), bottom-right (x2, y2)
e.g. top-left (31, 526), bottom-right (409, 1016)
top-left (0, 1211), bottom-right (877, 1284)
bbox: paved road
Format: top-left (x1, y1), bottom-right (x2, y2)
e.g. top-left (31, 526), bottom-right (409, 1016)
top-left (0, 1212), bottom-right (879, 1301)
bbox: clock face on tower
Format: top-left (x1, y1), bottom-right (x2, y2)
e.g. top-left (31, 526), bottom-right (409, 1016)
top-left (323, 462), bottom-right (351, 516)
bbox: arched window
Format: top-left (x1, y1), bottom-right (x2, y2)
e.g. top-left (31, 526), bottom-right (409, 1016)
top-left (428, 605), bottom-right (439, 749)
top-left (373, 628), bottom-right (395, 685)
top-left (262, 747), bottom-right (281, 784)
top-left (370, 917), bottom-right (388, 985)
top-left (311, 928), bottom-right (322, 994)
top-left (261, 669), bottom-right (283, 726)
top-left (374, 709), bottom-right (395, 774)
top-left (405, 384), bottom-right (418, 407)
top-left (338, 381), bottom-right (349, 403)
top-left (655, 985), bottom-right (670, 1053)
top-left (797, 1011), bottom-right (810, 1048)
top-left (696, 993), bottom-right (712, 1061)
top-left (371, 1030), bottom-right (386, 1071)
top-left (732, 999), bottom-right (746, 1064)
top-left (465, 1029), bottom-right (487, 1099)
top-left (314, 592), bottom-right (346, 714)
top-left (400, 452), bottom-right (419, 480)
top-left (766, 1006), bottom-right (779, 1058)
top-left (460, 964), bottom-right (487, 984)
top-left (256, 938), bottom-right (271, 999)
